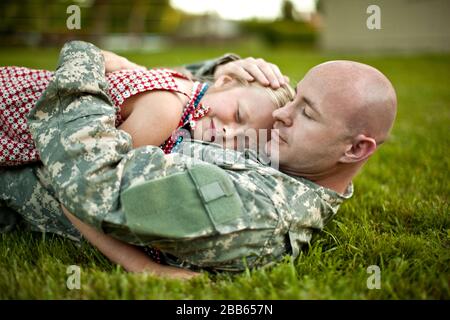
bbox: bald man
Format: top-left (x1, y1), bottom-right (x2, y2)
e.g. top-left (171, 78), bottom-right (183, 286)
top-left (1, 42), bottom-right (397, 278)
top-left (266, 60), bottom-right (397, 194)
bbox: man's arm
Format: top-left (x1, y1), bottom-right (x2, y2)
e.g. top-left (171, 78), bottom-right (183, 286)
top-left (184, 54), bottom-right (288, 89)
top-left (27, 40), bottom-right (130, 230)
top-left (183, 53), bottom-right (240, 80)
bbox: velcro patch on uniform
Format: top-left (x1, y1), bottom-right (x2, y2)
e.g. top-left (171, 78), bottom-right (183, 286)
top-left (199, 181), bottom-right (227, 203)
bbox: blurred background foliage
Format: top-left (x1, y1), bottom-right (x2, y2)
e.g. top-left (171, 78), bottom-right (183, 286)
top-left (2, 0), bottom-right (448, 54)
top-left (0, 0), bottom-right (319, 50)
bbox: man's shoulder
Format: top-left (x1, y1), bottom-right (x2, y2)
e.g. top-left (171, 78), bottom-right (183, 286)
top-left (172, 139), bottom-right (353, 207)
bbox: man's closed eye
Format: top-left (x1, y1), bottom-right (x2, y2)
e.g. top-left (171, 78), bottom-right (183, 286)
top-left (302, 106), bottom-right (312, 119)
top-left (235, 105), bottom-right (241, 123)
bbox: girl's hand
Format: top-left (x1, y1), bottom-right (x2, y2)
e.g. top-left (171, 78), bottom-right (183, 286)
top-left (101, 49), bottom-right (146, 73)
top-left (61, 205), bottom-right (201, 281)
top-left (153, 264), bottom-right (202, 280)
top-left (214, 57), bottom-right (289, 89)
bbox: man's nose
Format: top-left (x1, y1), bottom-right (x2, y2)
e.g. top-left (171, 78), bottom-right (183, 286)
top-left (272, 105), bottom-right (293, 127)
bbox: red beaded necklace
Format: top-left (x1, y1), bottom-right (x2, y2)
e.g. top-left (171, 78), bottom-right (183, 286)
top-left (160, 81), bottom-right (210, 154)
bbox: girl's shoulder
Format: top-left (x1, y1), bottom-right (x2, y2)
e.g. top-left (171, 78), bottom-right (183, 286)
top-left (107, 68), bottom-right (191, 109)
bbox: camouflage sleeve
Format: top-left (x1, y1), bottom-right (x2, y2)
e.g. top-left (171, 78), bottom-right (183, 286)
top-left (0, 165), bottom-right (82, 241)
top-left (27, 40), bottom-right (134, 231)
top-left (0, 200), bottom-right (20, 233)
top-left (184, 53), bottom-right (241, 81)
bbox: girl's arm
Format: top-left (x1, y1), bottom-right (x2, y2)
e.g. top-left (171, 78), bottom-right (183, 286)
top-left (117, 91), bottom-right (184, 148)
top-left (61, 205), bottom-right (200, 280)
top-left (101, 49), bottom-right (184, 148)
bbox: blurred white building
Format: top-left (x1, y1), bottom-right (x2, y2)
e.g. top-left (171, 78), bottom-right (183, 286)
top-left (177, 14), bottom-right (240, 38)
top-left (319, 0), bottom-right (450, 53)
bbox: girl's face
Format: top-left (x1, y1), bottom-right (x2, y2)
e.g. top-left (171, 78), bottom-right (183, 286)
top-left (192, 83), bottom-right (278, 150)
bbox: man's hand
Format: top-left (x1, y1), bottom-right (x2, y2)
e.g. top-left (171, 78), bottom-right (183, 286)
top-left (101, 49), bottom-right (146, 73)
top-left (214, 57), bottom-right (289, 89)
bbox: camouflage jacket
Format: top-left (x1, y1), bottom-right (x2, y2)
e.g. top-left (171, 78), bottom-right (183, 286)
top-left (1, 41), bottom-right (352, 272)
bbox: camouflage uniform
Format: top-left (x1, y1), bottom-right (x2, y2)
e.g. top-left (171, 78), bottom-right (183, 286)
top-left (0, 41), bottom-right (352, 272)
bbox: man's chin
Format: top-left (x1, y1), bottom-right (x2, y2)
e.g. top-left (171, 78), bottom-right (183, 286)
top-left (263, 139), bottom-right (284, 169)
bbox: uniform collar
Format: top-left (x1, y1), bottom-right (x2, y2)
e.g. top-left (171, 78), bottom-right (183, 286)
top-left (290, 175), bottom-right (354, 210)
top-left (175, 138), bottom-right (353, 212)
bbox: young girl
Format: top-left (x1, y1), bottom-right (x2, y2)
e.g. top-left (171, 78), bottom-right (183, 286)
top-left (0, 50), bottom-right (294, 166)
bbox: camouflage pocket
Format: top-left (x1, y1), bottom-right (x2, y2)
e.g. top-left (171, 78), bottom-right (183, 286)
top-left (121, 164), bottom-right (245, 241)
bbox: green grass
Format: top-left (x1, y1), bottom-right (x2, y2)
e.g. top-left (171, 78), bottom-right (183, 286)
top-left (0, 44), bottom-right (449, 299)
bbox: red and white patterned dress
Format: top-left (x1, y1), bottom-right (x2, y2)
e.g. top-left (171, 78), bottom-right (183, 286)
top-left (0, 66), bottom-right (209, 166)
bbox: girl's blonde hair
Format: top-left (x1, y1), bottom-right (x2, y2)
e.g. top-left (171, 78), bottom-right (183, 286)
top-left (208, 75), bottom-right (295, 109)
top-left (173, 67), bottom-right (295, 108)
top-left (261, 82), bottom-right (295, 109)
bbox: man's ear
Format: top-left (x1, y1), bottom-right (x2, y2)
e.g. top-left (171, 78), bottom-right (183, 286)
top-left (339, 134), bottom-right (377, 163)
top-left (214, 75), bottom-right (234, 88)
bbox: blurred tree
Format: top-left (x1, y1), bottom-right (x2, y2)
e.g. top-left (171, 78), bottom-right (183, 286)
top-left (0, 0), bottom-right (208, 47)
top-left (281, 0), bottom-right (295, 21)
top-left (128, 0), bottom-right (149, 35)
top-left (145, 0), bottom-right (171, 33)
top-left (159, 4), bottom-right (182, 35)
top-left (92, 0), bottom-right (110, 40)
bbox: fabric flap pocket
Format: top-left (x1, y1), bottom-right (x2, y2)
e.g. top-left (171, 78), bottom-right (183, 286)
top-left (121, 164), bottom-right (244, 240)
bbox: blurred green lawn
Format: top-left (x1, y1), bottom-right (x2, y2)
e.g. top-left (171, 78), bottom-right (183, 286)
top-left (0, 44), bottom-right (449, 299)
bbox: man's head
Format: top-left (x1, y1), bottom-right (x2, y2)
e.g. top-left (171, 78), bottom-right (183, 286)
top-left (266, 60), bottom-right (397, 191)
